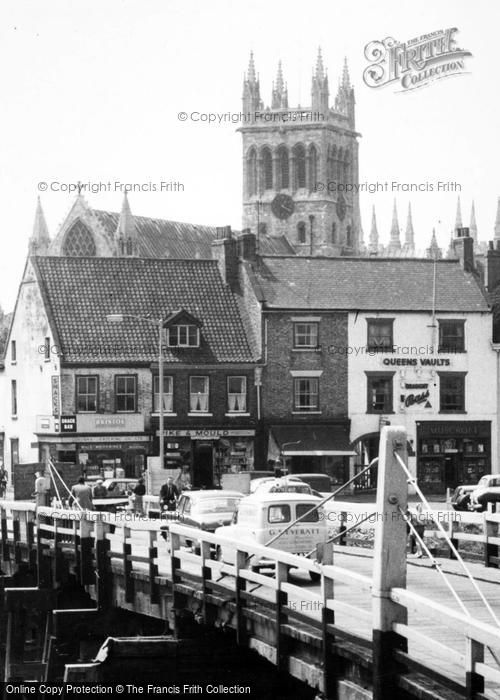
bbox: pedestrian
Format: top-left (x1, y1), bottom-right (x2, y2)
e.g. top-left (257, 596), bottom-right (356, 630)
top-left (132, 477), bottom-right (146, 515)
top-left (0, 463), bottom-right (8, 498)
top-left (33, 471), bottom-right (49, 508)
top-left (92, 479), bottom-right (107, 499)
top-left (159, 476), bottom-right (179, 512)
top-left (407, 504), bottom-right (425, 557)
top-left (176, 464), bottom-right (192, 492)
top-left (70, 477), bottom-right (94, 511)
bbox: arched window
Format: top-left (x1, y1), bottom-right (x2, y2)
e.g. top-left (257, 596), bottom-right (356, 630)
top-left (247, 148), bottom-right (257, 196)
top-left (343, 150), bottom-right (351, 186)
top-left (331, 222), bottom-right (337, 244)
top-left (297, 221), bottom-right (306, 244)
top-left (346, 224), bottom-right (353, 248)
top-left (261, 147), bottom-right (273, 190)
top-left (63, 220), bottom-right (97, 257)
top-left (327, 145), bottom-right (336, 183)
top-left (336, 147), bottom-right (343, 184)
top-left (308, 144), bottom-right (318, 191)
top-left (277, 146), bottom-right (289, 189)
top-left (293, 144), bottom-right (306, 189)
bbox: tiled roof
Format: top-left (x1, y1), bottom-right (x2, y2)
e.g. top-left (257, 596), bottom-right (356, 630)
top-left (92, 210), bottom-right (295, 258)
top-left (33, 257), bottom-right (256, 364)
top-left (251, 257), bottom-right (489, 311)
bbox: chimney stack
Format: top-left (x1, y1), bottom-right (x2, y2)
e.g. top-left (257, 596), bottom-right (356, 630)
top-left (239, 229), bottom-right (257, 262)
top-left (211, 226), bottom-right (239, 291)
top-left (485, 240), bottom-right (500, 292)
top-left (451, 226), bottom-right (475, 272)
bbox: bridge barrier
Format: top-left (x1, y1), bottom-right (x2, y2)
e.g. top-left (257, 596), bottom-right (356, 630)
top-left (1, 425), bottom-right (500, 697)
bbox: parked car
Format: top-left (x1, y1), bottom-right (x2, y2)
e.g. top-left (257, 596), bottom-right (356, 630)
top-left (99, 478), bottom-right (138, 498)
top-left (215, 492), bottom-right (328, 581)
top-left (160, 489), bottom-right (244, 548)
top-left (291, 473), bottom-right (333, 493)
top-left (252, 477), bottom-right (315, 495)
top-left (249, 475), bottom-right (305, 494)
top-left (469, 475), bottom-right (500, 511)
top-left (450, 485), bottom-right (475, 511)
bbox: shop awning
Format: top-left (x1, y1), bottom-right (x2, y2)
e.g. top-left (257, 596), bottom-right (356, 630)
top-left (270, 425), bottom-right (356, 457)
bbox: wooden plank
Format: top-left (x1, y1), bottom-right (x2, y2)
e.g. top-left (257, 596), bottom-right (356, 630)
top-left (392, 622), bottom-right (464, 666)
top-left (4, 587), bottom-right (57, 611)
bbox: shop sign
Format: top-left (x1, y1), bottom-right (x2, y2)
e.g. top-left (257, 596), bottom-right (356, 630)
top-left (61, 415), bottom-right (77, 433)
top-left (417, 421), bottom-right (490, 438)
top-left (382, 357), bottom-right (450, 367)
top-left (36, 415), bottom-right (57, 434)
top-left (77, 414), bottom-right (145, 433)
top-left (158, 429), bottom-right (255, 438)
top-left (400, 383), bottom-right (432, 409)
top-left (51, 376), bottom-right (60, 416)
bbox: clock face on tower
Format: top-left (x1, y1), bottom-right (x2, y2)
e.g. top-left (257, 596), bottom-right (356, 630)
top-left (271, 193), bottom-right (295, 220)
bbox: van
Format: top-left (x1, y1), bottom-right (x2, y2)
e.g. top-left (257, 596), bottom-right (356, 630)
top-left (214, 492), bottom-right (328, 581)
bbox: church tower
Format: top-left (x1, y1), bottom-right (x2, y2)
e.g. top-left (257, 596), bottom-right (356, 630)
top-left (240, 49), bottom-right (361, 256)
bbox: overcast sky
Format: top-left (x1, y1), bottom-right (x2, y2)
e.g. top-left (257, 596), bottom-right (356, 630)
top-left (1, 0), bottom-right (499, 310)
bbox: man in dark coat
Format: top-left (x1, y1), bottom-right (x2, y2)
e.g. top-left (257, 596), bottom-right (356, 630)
top-left (159, 476), bottom-right (179, 512)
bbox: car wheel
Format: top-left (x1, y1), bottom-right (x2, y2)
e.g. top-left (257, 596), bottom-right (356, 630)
top-left (309, 571), bottom-right (321, 583)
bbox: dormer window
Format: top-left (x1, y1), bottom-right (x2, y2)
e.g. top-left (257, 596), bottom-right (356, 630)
top-left (164, 309), bottom-right (202, 348)
top-left (167, 325), bottom-right (200, 347)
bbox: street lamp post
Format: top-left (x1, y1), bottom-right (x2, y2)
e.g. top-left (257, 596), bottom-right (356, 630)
top-left (278, 441), bottom-right (301, 480)
top-left (106, 313), bottom-right (166, 486)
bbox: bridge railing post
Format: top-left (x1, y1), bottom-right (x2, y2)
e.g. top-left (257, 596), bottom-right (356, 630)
top-left (275, 559), bottom-right (288, 672)
top-left (200, 538), bottom-right (213, 625)
top-left (465, 636), bottom-right (484, 697)
top-left (319, 542), bottom-right (336, 698)
top-left (122, 526), bottom-right (133, 603)
top-left (94, 517), bottom-right (111, 609)
top-left (235, 548), bottom-right (248, 645)
top-left (1, 505), bottom-right (9, 563)
top-left (484, 513), bottom-right (498, 568)
top-left (148, 530), bottom-right (159, 604)
top-left (372, 425), bottom-right (408, 700)
top-left (79, 516), bottom-right (95, 586)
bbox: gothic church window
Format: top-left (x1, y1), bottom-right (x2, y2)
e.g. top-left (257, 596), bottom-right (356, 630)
top-left (277, 146), bottom-right (289, 189)
top-left (297, 221), bottom-right (306, 243)
top-left (343, 150), bottom-right (351, 185)
top-left (331, 222), bottom-right (337, 244)
top-left (247, 148), bottom-right (257, 196)
top-left (63, 220), bottom-right (97, 257)
top-left (346, 224), bottom-right (353, 247)
top-left (336, 148), bottom-right (343, 184)
top-left (327, 145), bottom-right (336, 182)
top-left (293, 144), bottom-right (306, 189)
top-left (308, 145), bottom-right (318, 191)
top-left (261, 147), bottom-right (273, 190)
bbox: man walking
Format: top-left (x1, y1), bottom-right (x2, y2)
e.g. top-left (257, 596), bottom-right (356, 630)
top-left (159, 476), bottom-right (179, 512)
top-left (70, 477), bottom-right (94, 510)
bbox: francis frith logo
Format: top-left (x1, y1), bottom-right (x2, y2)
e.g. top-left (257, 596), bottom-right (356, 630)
top-left (363, 28), bottom-right (472, 92)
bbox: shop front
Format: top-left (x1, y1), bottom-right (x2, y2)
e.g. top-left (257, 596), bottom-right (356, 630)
top-left (36, 413), bottom-right (151, 478)
top-left (153, 422), bottom-right (256, 488)
top-left (268, 423), bottom-right (355, 486)
top-left (416, 421), bottom-right (491, 493)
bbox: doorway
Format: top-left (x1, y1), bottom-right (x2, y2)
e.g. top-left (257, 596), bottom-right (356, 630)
top-left (193, 442), bottom-right (213, 489)
top-left (10, 438), bottom-right (19, 471)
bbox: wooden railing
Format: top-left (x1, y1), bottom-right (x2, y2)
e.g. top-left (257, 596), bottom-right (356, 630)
top-left (1, 426), bottom-right (500, 697)
top-left (321, 500), bottom-right (500, 567)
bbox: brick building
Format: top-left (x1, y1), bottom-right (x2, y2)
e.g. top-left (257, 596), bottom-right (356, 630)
top-left (0, 250), bottom-right (259, 489)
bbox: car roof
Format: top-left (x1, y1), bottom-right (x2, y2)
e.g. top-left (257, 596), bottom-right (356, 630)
top-left (241, 492), bottom-right (323, 504)
top-left (185, 490), bottom-right (244, 500)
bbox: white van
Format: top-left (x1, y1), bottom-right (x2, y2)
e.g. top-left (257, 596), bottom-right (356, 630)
top-left (214, 492), bottom-right (328, 581)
